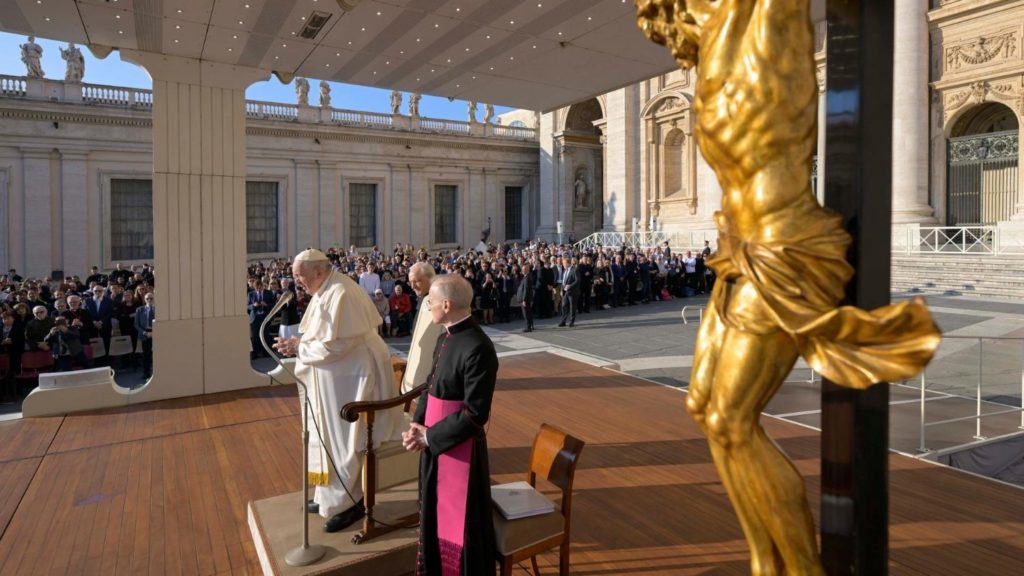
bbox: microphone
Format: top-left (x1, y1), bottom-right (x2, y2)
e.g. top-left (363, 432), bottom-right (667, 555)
top-left (260, 290), bottom-right (294, 360)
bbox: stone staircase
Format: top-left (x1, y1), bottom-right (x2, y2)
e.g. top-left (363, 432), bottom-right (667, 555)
top-left (891, 254), bottom-right (1024, 299)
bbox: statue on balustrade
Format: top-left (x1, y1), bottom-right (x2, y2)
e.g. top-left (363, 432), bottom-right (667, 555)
top-left (468, 101), bottom-right (478, 124)
top-left (20, 36), bottom-right (44, 78)
top-left (60, 43), bottom-right (84, 83)
top-left (635, 1), bottom-right (941, 574)
top-left (319, 80), bottom-right (331, 109)
top-left (295, 77), bottom-right (310, 106)
top-left (390, 90), bottom-right (402, 114)
top-left (409, 93), bottom-right (421, 117)
top-left (484, 103), bottom-right (494, 124)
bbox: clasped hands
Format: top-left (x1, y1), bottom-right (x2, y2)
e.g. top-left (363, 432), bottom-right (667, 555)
top-left (402, 423), bottom-right (428, 452)
top-left (272, 335), bottom-right (300, 357)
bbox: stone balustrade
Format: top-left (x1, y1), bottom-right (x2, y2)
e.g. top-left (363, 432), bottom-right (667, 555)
top-left (0, 73), bottom-right (538, 142)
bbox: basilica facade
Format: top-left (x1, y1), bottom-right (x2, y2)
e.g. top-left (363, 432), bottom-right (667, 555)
top-left (535, 0), bottom-right (1023, 245)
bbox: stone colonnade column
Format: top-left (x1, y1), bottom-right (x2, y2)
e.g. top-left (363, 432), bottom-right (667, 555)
top-left (123, 51), bottom-right (269, 403)
top-left (891, 0), bottom-right (936, 224)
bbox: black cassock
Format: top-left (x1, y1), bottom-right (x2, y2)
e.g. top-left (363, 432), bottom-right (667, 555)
top-left (414, 317), bottom-right (498, 576)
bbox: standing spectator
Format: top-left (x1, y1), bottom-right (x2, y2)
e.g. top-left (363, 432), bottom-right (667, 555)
top-left (359, 263), bottom-right (381, 296)
top-left (496, 264), bottom-right (514, 323)
top-left (638, 255), bottom-right (652, 304)
top-left (248, 280), bottom-right (276, 358)
top-left (117, 292), bottom-right (139, 365)
top-left (86, 265), bottom-right (107, 286)
top-left (1, 312), bottom-right (24, 402)
top-left (478, 272), bottom-right (498, 325)
top-left (278, 278), bottom-right (301, 339)
top-left (85, 285), bottom-right (115, 364)
top-left (109, 262), bottom-right (132, 287)
top-left (624, 253), bottom-right (639, 305)
top-left (558, 256), bottom-right (579, 328)
top-left (517, 263), bottom-right (535, 333)
top-left (611, 255), bottom-right (626, 307)
top-left (682, 251), bottom-right (698, 295)
top-left (135, 292), bottom-right (155, 379)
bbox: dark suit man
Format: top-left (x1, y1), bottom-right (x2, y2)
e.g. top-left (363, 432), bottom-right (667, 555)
top-left (135, 293), bottom-right (155, 379)
top-left (516, 264), bottom-right (535, 333)
top-left (1, 312), bottom-right (24, 402)
top-left (85, 286), bottom-right (115, 364)
top-left (558, 257), bottom-right (580, 328)
top-left (248, 282), bottom-right (276, 357)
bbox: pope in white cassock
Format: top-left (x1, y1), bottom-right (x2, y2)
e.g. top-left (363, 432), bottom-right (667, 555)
top-left (274, 248), bottom-right (404, 533)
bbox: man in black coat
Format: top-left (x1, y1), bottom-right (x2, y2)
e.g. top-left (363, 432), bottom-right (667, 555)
top-left (516, 263), bottom-right (535, 333)
top-left (403, 274), bottom-right (497, 576)
top-left (558, 256), bottom-right (579, 328)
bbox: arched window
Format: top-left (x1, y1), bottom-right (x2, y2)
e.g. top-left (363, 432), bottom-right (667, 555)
top-left (509, 120), bottom-right (527, 128)
top-left (946, 102), bottom-right (1019, 225)
top-left (663, 129), bottom-right (685, 197)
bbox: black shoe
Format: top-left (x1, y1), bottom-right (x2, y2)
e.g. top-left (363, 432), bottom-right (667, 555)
top-left (523, 327), bottom-right (533, 333)
top-left (568, 323), bottom-right (575, 327)
top-left (557, 323), bottom-right (566, 327)
top-left (307, 500), bottom-right (319, 514)
top-left (323, 501), bottom-right (365, 533)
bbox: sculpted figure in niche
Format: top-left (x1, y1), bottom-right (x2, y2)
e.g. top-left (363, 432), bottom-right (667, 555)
top-left (295, 78), bottom-right (310, 106)
top-left (574, 171), bottom-right (588, 209)
top-left (21, 36), bottom-right (44, 78)
top-left (409, 93), bottom-right (421, 117)
top-left (484, 103), bottom-right (494, 124)
top-left (468, 101), bottom-right (478, 123)
top-left (61, 43), bottom-right (84, 83)
top-left (390, 90), bottom-right (402, 114)
top-left (319, 81), bottom-right (331, 109)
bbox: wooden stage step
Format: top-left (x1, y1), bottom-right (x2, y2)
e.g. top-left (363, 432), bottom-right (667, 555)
top-left (0, 352), bottom-right (1021, 575)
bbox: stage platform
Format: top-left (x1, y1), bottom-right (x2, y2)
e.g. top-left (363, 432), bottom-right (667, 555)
top-left (0, 352), bottom-right (1022, 575)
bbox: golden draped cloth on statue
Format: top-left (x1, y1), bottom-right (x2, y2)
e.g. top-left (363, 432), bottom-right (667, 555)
top-left (709, 200), bottom-right (941, 390)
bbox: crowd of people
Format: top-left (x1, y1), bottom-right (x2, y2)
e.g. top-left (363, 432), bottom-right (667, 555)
top-left (0, 264), bottom-right (156, 402)
top-left (246, 238), bottom-right (717, 340)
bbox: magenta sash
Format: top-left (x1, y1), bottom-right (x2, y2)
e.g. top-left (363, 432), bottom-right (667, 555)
top-left (425, 393), bottom-right (472, 576)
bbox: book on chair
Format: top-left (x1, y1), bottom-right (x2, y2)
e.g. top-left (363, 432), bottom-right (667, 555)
top-left (491, 481), bottom-right (556, 520)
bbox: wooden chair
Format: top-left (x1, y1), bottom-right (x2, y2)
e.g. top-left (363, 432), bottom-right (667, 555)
top-left (494, 423), bottom-right (585, 576)
top-left (340, 357), bottom-right (425, 544)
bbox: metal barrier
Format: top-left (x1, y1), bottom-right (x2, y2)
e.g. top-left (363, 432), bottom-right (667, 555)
top-left (915, 335), bottom-right (1024, 454)
top-left (576, 230), bottom-right (717, 251)
top-left (680, 305), bottom-right (704, 325)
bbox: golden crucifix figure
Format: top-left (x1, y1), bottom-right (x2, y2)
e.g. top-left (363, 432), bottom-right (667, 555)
top-left (635, 1), bottom-right (942, 574)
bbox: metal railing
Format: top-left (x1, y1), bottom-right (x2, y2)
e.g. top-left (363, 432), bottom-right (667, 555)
top-left (680, 305), bottom-right (704, 325)
top-left (915, 335), bottom-right (1024, 454)
top-left (893, 225), bottom-right (1024, 256)
top-left (576, 230), bottom-right (718, 251)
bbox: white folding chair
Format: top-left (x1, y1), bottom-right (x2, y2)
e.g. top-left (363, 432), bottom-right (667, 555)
top-left (108, 335), bottom-right (134, 357)
top-left (89, 337), bottom-right (107, 359)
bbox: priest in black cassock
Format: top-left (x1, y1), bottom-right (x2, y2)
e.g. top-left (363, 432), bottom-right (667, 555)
top-left (403, 274), bottom-right (498, 576)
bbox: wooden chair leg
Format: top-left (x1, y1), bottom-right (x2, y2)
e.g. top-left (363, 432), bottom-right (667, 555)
top-left (531, 555), bottom-right (541, 576)
top-left (559, 543), bottom-right (570, 576)
top-left (500, 557), bottom-right (514, 576)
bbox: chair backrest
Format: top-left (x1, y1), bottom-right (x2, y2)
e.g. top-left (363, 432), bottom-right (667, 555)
top-left (21, 350), bottom-right (54, 371)
top-left (89, 337), bottom-right (107, 358)
top-left (108, 335), bottom-right (134, 356)
top-left (528, 423), bottom-right (585, 514)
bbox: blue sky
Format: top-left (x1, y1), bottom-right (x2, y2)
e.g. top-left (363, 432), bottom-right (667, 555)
top-left (0, 31), bottom-right (515, 120)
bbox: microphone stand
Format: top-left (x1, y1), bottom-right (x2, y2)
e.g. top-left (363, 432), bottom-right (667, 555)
top-left (259, 291), bottom-right (326, 567)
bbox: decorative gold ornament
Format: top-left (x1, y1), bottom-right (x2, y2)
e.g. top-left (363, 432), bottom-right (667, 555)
top-left (635, 1), bottom-right (942, 574)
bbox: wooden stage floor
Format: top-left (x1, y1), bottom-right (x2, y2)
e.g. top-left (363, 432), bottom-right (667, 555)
top-left (1, 352), bottom-right (1022, 575)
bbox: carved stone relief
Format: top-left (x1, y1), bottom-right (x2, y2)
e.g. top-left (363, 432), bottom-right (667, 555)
top-left (945, 31), bottom-right (1018, 72)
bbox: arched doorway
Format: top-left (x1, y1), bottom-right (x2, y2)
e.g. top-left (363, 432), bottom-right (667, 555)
top-left (946, 102), bottom-right (1019, 225)
top-left (559, 98), bottom-right (604, 241)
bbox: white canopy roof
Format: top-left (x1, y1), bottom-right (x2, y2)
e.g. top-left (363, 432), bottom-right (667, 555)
top-left (1, 0), bottom-right (679, 111)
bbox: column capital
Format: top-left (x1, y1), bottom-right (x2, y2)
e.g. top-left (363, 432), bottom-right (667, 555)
top-left (120, 49), bottom-right (269, 90)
